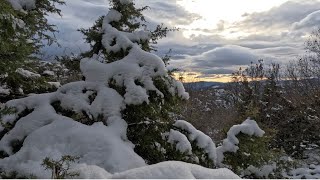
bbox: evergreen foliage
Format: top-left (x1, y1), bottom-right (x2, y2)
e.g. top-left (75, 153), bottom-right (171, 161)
top-left (42, 155), bottom-right (80, 179)
top-left (0, 0), bottom-right (65, 101)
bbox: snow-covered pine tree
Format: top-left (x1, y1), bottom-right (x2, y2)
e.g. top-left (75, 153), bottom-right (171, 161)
top-left (0, 0), bottom-right (64, 102)
top-left (0, 0), bottom-right (245, 178)
top-left (79, 0), bottom-right (175, 62)
top-left (79, 0), bottom-right (217, 167)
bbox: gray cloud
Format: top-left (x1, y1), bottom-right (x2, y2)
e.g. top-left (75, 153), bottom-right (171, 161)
top-left (237, 41), bottom-right (286, 50)
top-left (254, 46), bottom-right (304, 57)
top-left (156, 42), bottom-right (222, 58)
top-left (140, 1), bottom-right (201, 26)
top-left (293, 10), bottom-right (320, 30)
top-left (192, 45), bottom-right (259, 68)
top-left (41, 0), bottom-right (109, 58)
top-left (237, 0), bottom-right (320, 30)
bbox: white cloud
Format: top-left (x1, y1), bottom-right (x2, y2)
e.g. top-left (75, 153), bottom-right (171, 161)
top-left (293, 10), bottom-right (320, 30)
top-left (169, 45), bottom-right (262, 73)
top-left (192, 45), bottom-right (258, 67)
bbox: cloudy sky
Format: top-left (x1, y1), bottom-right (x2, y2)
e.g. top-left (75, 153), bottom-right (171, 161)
top-left (44, 0), bottom-right (320, 82)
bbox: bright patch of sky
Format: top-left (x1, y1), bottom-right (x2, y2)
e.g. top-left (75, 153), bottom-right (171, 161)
top-left (177, 0), bottom-right (288, 38)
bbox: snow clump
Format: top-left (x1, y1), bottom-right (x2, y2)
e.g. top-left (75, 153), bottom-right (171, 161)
top-left (216, 118), bottom-right (265, 165)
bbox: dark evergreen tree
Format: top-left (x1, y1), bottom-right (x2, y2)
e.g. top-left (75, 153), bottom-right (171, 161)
top-left (0, 0), bottom-right (65, 102)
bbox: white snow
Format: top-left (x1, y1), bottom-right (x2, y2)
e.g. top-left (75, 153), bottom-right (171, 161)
top-left (174, 120), bottom-right (217, 164)
top-left (0, 114), bottom-right (17, 124)
top-left (166, 129), bottom-right (192, 154)
top-left (0, 86), bottom-right (10, 95)
top-left (0, 119), bottom-right (146, 178)
top-left (0, 73), bottom-right (8, 79)
top-left (243, 163), bottom-right (276, 178)
top-left (81, 9), bottom-right (187, 106)
top-left (68, 161), bottom-right (240, 179)
top-left (285, 164), bottom-right (320, 179)
top-left (42, 70), bottom-right (55, 76)
top-left (174, 80), bottom-right (190, 99)
top-left (47, 82), bottom-right (61, 88)
top-left (11, 16), bottom-right (25, 29)
top-left (15, 68), bottom-right (41, 78)
top-left (6, 0), bottom-right (36, 11)
top-left (18, 87), bottom-right (24, 94)
top-left (69, 163), bottom-right (112, 179)
top-left (111, 161), bottom-right (240, 179)
top-left (104, 9), bottom-right (122, 24)
top-left (216, 118), bottom-right (265, 165)
top-left (80, 48), bottom-right (168, 105)
top-left (101, 9), bottom-right (151, 54)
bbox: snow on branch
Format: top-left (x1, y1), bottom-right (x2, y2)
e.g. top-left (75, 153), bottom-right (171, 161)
top-left (165, 129), bottom-right (192, 154)
top-left (16, 68), bottom-right (41, 78)
top-left (6, 0), bottom-right (36, 11)
top-left (174, 120), bottom-right (217, 164)
top-left (216, 118), bottom-right (265, 165)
